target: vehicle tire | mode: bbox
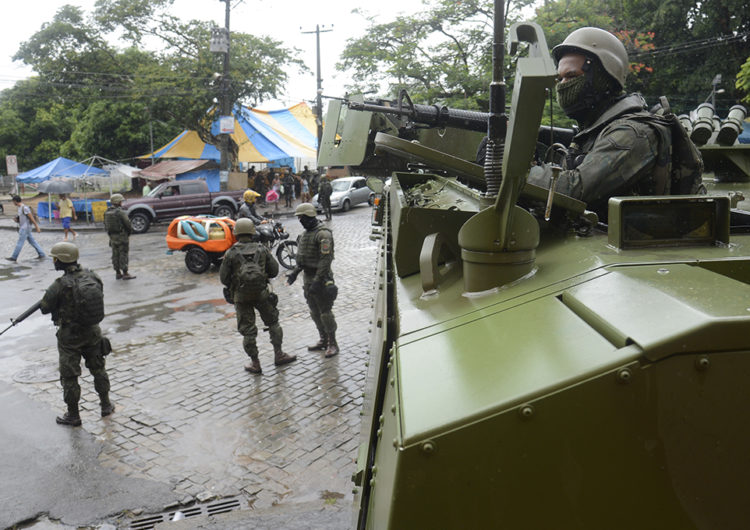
[213,203,234,218]
[341,199,351,212]
[129,211,151,234]
[368,194,375,206]
[276,241,298,270]
[185,247,211,274]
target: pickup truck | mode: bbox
[122,180,244,234]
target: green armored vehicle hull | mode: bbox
[321,18,750,530]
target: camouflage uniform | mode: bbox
[528,94,668,221]
[318,180,333,220]
[220,238,292,370]
[296,224,338,350]
[40,264,111,421]
[104,205,133,276]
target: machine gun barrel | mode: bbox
[0,300,42,336]
[347,100,577,145]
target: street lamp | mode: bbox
[705,74,725,108]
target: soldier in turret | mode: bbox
[41,242,113,426]
[286,203,339,357]
[103,193,135,280]
[527,27,703,221]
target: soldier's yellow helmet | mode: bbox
[110,193,125,205]
[243,189,261,203]
[552,27,629,89]
[50,242,79,263]
[233,218,256,236]
[295,203,317,218]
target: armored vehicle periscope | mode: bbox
[319,15,750,530]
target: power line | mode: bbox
[630,31,750,60]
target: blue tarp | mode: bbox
[16,157,108,183]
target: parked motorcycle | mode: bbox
[256,220,297,270]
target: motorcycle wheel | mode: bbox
[276,241,298,270]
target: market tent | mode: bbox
[16,156,108,183]
[140,102,317,168]
[135,159,220,191]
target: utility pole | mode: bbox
[301,24,333,165]
[211,0,232,186]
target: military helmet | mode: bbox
[295,203,317,218]
[243,189,261,203]
[552,27,629,89]
[233,218,256,236]
[110,193,125,205]
[50,241,79,263]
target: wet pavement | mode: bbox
[0,203,377,528]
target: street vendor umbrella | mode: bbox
[38,179,75,221]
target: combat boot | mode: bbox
[115,270,122,279]
[244,356,262,375]
[307,336,327,352]
[121,270,136,280]
[56,406,81,427]
[274,346,297,366]
[325,336,340,358]
[101,400,115,418]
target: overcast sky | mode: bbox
[1,0,421,108]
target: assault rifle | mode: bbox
[0,300,42,336]
[345,89,578,147]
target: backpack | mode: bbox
[235,249,267,303]
[61,271,105,326]
[628,97,706,195]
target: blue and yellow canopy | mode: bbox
[141,102,318,163]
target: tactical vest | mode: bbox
[104,207,124,234]
[296,226,333,269]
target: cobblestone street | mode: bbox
[0,204,377,527]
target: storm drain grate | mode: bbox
[129,497,243,529]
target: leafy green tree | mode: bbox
[3,0,306,169]
[338,0,536,110]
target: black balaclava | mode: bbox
[54,260,74,272]
[555,55,622,126]
[299,215,318,231]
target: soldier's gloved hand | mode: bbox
[286,269,299,285]
[324,280,338,301]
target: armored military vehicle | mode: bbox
[320,12,750,530]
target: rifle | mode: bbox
[346,90,578,146]
[0,300,42,336]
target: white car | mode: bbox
[312,176,375,213]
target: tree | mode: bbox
[338,0,536,110]
[3,1,306,169]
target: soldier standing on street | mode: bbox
[318,176,333,221]
[104,193,136,280]
[220,218,297,374]
[286,203,339,358]
[41,242,114,426]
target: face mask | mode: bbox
[555,75,588,115]
[299,216,317,230]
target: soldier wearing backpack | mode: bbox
[41,242,114,427]
[527,27,704,222]
[104,193,136,280]
[219,218,296,374]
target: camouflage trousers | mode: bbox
[235,290,283,359]
[57,324,110,412]
[109,235,130,272]
[303,276,337,339]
